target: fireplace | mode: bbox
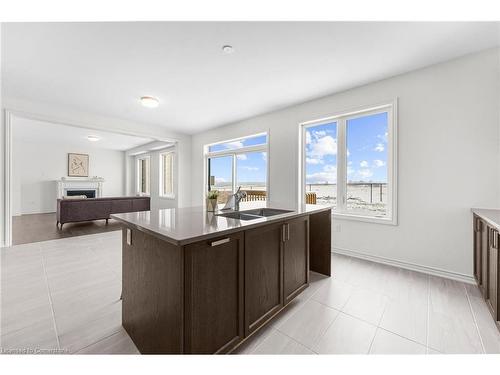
[66,189,96,198]
[56,177,104,199]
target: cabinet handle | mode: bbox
[210,238,230,247]
[282,225,286,242]
[286,223,290,241]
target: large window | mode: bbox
[302,103,396,223]
[160,151,174,198]
[206,134,268,203]
[136,156,150,196]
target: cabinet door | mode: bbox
[487,230,499,321]
[480,223,489,298]
[244,222,284,336]
[473,216,482,284]
[284,216,310,305]
[184,233,244,354]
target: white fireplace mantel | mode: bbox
[56,177,105,198]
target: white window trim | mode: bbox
[159,150,176,199]
[299,100,398,225]
[204,132,270,200]
[136,155,151,196]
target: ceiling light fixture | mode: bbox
[87,135,100,142]
[140,96,160,108]
[222,45,234,54]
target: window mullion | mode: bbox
[337,118,347,213]
[232,154,237,194]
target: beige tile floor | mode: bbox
[1,231,500,354]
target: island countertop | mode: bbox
[472,208,500,231]
[111,201,332,246]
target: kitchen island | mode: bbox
[111,202,332,354]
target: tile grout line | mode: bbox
[367,299,389,354]
[73,330,122,354]
[463,283,486,354]
[39,245,61,350]
[272,328,320,354]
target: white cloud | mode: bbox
[323,164,336,172]
[313,130,326,137]
[374,143,385,152]
[358,169,373,179]
[377,132,388,143]
[236,154,247,160]
[224,140,244,149]
[360,160,369,168]
[306,157,323,165]
[373,159,386,168]
[309,135,337,158]
[240,166,258,171]
[214,177,226,184]
[305,164,337,184]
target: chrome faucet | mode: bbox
[233,187,247,211]
[222,186,247,211]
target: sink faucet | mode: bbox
[233,187,247,211]
[222,186,247,211]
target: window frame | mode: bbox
[136,155,151,196]
[159,150,175,199]
[300,100,398,225]
[204,132,270,201]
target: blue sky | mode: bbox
[208,112,388,189]
[305,112,388,184]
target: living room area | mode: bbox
[9,113,178,245]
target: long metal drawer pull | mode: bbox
[210,238,230,247]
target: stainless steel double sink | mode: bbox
[216,208,293,221]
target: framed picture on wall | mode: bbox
[68,153,89,177]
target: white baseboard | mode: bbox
[332,246,476,285]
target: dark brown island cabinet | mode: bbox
[473,214,500,331]
[115,206,332,354]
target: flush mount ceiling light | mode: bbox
[87,135,100,142]
[140,96,160,108]
[222,45,234,54]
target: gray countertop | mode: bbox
[472,208,500,231]
[111,201,333,246]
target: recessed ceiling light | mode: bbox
[87,135,100,142]
[222,45,234,54]
[140,96,160,108]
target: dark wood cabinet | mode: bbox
[184,233,244,354]
[283,216,309,305]
[122,228,184,354]
[487,228,499,322]
[472,216,500,331]
[244,221,284,335]
[119,208,332,354]
[480,222,489,298]
[473,216,482,284]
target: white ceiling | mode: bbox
[12,116,153,151]
[3,22,499,135]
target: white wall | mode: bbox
[0,23,5,245]
[12,135,126,215]
[191,48,500,279]
[2,97,192,209]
